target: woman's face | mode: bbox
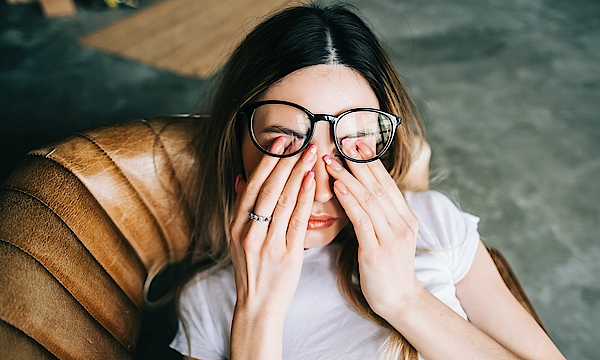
[241,64,380,248]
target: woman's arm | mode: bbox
[379,241,565,360]
[382,282,520,359]
[456,241,565,359]
[228,139,318,360]
[324,140,564,360]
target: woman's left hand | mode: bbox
[323,141,423,320]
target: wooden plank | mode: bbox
[39,0,76,17]
[80,0,289,78]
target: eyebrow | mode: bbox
[261,125,306,139]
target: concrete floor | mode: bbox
[1,0,599,359]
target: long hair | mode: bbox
[184,3,424,359]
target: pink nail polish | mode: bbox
[235,175,242,194]
[356,139,373,157]
[303,144,317,162]
[302,171,315,191]
[323,155,343,171]
[334,180,348,195]
[270,136,287,154]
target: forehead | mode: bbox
[261,64,380,115]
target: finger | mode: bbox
[251,144,316,227]
[267,145,318,239]
[348,139,415,220]
[285,170,315,251]
[332,179,378,253]
[323,155,393,245]
[340,140,403,223]
[235,136,298,226]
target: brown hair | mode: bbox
[183,3,424,359]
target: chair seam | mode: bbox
[1,185,143,311]
[76,129,172,268]
[18,153,147,284]
[0,237,134,355]
[140,118,188,262]
[0,317,59,360]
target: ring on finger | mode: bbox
[249,211,272,223]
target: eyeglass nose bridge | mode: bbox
[308,114,340,145]
[311,114,338,124]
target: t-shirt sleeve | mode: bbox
[407,190,481,284]
[169,275,228,360]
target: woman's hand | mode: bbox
[323,140,423,319]
[229,137,317,319]
[229,138,317,360]
[323,142,541,360]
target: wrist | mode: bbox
[231,302,285,360]
[234,294,290,321]
[376,282,428,321]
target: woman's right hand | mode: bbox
[229,137,317,321]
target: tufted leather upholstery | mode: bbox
[0,117,199,359]
[0,117,543,359]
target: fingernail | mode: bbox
[270,136,286,154]
[323,155,343,171]
[356,139,373,157]
[341,139,358,158]
[302,171,315,191]
[235,174,242,193]
[303,144,317,163]
[334,180,348,195]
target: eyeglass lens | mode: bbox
[251,103,393,161]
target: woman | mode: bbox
[170,3,564,359]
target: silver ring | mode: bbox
[249,212,271,223]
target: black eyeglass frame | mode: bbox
[237,100,403,163]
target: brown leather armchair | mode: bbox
[0,117,543,359]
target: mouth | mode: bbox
[307,215,337,230]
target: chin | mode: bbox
[303,219,347,249]
[303,235,335,249]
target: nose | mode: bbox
[310,123,336,204]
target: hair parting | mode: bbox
[181,3,425,359]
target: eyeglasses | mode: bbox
[237,100,402,163]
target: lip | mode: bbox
[307,215,336,230]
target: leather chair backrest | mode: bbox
[0,116,544,359]
[0,117,199,360]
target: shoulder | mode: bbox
[173,265,236,358]
[178,264,236,331]
[405,190,479,249]
[180,264,236,307]
[405,190,464,221]
[406,190,481,283]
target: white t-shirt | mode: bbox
[170,190,481,359]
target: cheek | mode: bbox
[241,130,263,178]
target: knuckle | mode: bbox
[277,191,295,208]
[408,216,419,232]
[357,215,373,232]
[363,192,379,209]
[382,177,399,192]
[398,220,418,238]
[244,179,261,196]
[229,223,238,238]
[257,183,279,203]
[288,216,305,232]
[372,184,386,198]
[240,235,259,253]
[229,217,244,238]
[399,227,412,238]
